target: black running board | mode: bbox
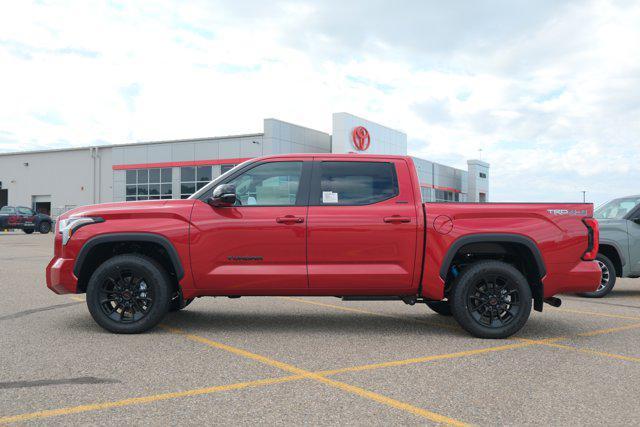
[340,296,403,301]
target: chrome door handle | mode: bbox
[276,216,304,224]
[383,216,411,223]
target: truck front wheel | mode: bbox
[86,254,171,334]
[450,260,532,339]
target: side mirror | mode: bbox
[633,217,640,225]
[207,184,236,207]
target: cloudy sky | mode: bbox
[1,0,638,204]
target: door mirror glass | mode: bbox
[633,217,640,225]
[208,184,237,207]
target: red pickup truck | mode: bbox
[46,154,601,338]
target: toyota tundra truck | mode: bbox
[46,154,601,338]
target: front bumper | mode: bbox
[46,256,78,294]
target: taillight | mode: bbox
[582,217,599,261]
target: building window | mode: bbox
[479,172,487,178]
[126,168,172,201]
[181,165,213,199]
[435,190,459,202]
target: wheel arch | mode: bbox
[598,241,625,277]
[74,233,184,293]
[440,233,547,311]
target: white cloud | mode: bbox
[0,0,638,205]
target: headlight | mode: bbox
[58,217,104,245]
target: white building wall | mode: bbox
[467,159,490,202]
[0,148,102,216]
[331,112,407,155]
[263,118,331,155]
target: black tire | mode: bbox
[425,300,452,316]
[579,254,616,298]
[169,296,193,312]
[450,260,532,339]
[23,229,34,234]
[38,221,51,234]
[86,254,171,334]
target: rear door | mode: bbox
[306,158,419,294]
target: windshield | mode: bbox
[595,197,640,219]
[0,206,14,214]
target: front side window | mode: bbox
[18,207,34,215]
[226,162,302,206]
[595,197,640,220]
[316,161,398,206]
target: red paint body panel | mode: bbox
[421,203,601,300]
[46,154,600,303]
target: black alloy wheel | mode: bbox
[86,254,170,333]
[39,221,51,233]
[98,268,154,323]
[450,261,532,339]
[466,274,521,328]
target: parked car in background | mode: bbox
[580,195,640,297]
[0,206,53,234]
[46,154,600,339]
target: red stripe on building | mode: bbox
[112,158,251,170]
[419,183,461,193]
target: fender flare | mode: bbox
[439,233,547,281]
[73,233,185,280]
[598,239,626,267]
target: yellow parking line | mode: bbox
[578,322,640,337]
[281,297,457,330]
[0,375,303,424]
[163,326,469,426]
[69,296,84,302]
[2,335,538,425]
[317,341,541,376]
[541,341,640,363]
[555,307,640,321]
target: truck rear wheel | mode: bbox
[450,260,532,339]
[86,254,171,334]
[23,229,34,234]
[578,254,616,298]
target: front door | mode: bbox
[306,159,419,294]
[189,159,311,294]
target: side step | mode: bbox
[341,296,402,301]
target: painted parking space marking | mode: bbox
[0,376,304,424]
[1,334,535,424]
[2,318,633,424]
[162,325,469,426]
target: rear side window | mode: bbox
[315,161,398,206]
[0,206,15,214]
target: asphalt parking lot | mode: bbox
[2,232,640,425]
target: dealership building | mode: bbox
[0,113,489,217]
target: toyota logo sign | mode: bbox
[352,126,371,151]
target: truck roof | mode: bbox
[255,153,412,161]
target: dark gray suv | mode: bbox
[581,195,640,297]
